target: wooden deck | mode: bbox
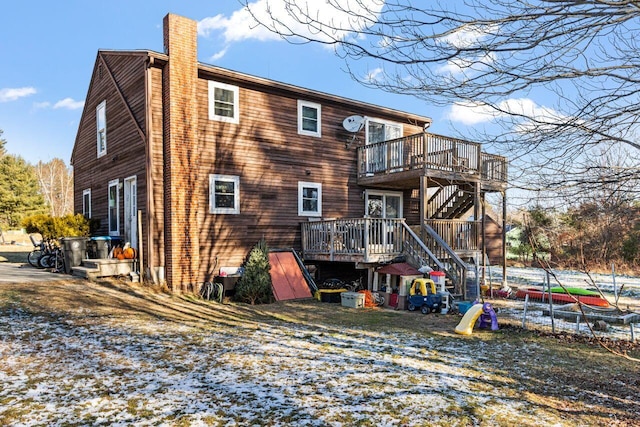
[301,218,479,263]
[356,132,507,191]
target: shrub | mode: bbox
[22,213,90,240]
[235,239,273,305]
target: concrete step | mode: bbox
[71,266,100,280]
[75,258,136,279]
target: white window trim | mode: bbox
[298,181,322,217]
[208,81,239,124]
[297,100,322,137]
[210,174,240,214]
[108,179,120,237]
[82,188,92,219]
[96,101,107,157]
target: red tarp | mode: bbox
[377,262,421,276]
[269,252,313,301]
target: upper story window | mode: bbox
[96,101,107,157]
[297,100,321,137]
[210,174,240,214]
[209,81,239,124]
[298,181,322,217]
[366,118,402,144]
[82,189,91,219]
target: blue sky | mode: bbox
[1,0,526,167]
[0,0,467,165]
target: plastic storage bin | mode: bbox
[341,292,365,308]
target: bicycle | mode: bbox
[27,235,45,268]
[27,236,55,269]
[345,277,365,292]
[38,241,66,273]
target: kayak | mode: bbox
[548,287,601,296]
[515,287,610,307]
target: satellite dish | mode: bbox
[342,115,364,133]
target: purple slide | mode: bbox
[479,302,499,331]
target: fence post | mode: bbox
[631,323,636,342]
[547,271,555,333]
[576,315,580,334]
[522,294,529,329]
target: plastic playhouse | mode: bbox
[407,278,442,314]
[454,302,499,335]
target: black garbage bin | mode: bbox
[62,237,88,274]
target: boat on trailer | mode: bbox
[515,287,610,307]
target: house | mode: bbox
[71,13,508,297]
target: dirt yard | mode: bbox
[1,273,639,426]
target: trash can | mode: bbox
[62,237,88,274]
[90,236,111,259]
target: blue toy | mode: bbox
[407,278,443,314]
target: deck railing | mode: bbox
[357,132,507,182]
[301,218,406,261]
[423,219,480,253]
[301,218,478,295]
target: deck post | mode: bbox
[420,175,428,241]
[363,219,370,262]
[422,132,428,171]
[502,190,508,288]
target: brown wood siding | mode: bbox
[195,74,424,277]
[72,53,147,250]
[148,65,165,272]
[482,216,504,265]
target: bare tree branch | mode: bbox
[241,0,640,198]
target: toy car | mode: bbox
[407,278,443,314]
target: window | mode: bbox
[366,119,402,144]
[108,179,120,236]
[96,101,107,157]
[208,81,239,123]
[82,189,91,219]
[365,190,403,219]
[297,100,321,137]
[298,181,322,217]
[210,175,240,214]
[365,118,403,173]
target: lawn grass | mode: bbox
[0,278,638,425]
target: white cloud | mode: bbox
[34,101,51,109]
[446,98,568,128]
[0,87,37,102]
[436,24,499,75]
[447,101,499,125]
[365,67,384,82]
[441,24,499,49]
[437,52,496,75]
[53,98,85,110]
[209,47,229,62]
[198,0,384,45]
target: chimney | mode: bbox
[162,14,200,293]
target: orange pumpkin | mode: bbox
[116,253,125,260]
[123,247,136,259]
[113,247,124,258]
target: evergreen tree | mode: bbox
[0,155,47,229]
[0,129,6,157]
[235,239,273,305]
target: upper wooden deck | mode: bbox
[356,132,507,191]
